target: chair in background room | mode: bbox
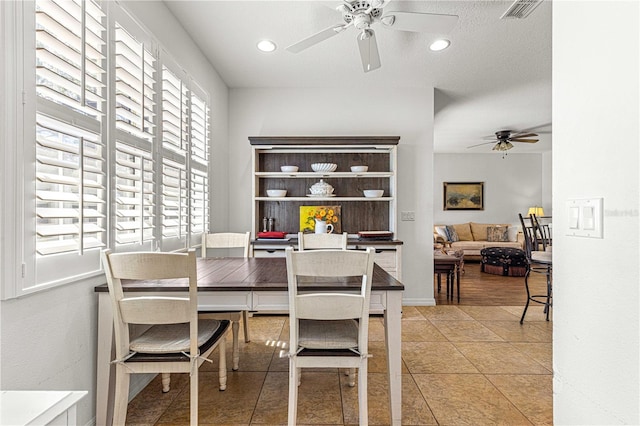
[530,213,552,251]
[518,214,553,324]
[297,231,348,250]
[101,249,230,425]
[200,231,251,371]
[285,247,375,426]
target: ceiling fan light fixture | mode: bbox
[359,29,373,40]
[380,15,395,26]
[429,39,450,51]
[493,141,513,152]
[257,39,277,53]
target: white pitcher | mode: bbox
[314,219,334,234]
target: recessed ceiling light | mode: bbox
[429,39,450,51]
[257,39,276,53]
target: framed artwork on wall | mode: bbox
[443,182,484,210]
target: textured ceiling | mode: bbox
[163,0,552,153]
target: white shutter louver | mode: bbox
[190,168,209,238]
[35,114,106,255]
[114,23,156,141]
[162,159,188,241]
[115,142,155,246]
[190,92,209,165]
[35,0,106,118]
[162,66,188,154]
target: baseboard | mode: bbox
[402,297,436,306]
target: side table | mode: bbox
[434,250,464,302]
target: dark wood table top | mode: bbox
[252,238,403,247]
[95,257,404,293]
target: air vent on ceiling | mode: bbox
[500,0,543,19]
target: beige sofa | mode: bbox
[434,222,524,260]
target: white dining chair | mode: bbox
[297,231,348,250]
[200,231,252,371]
[101,249,230,426]
[285,246,375,426]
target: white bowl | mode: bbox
[363,189,384,198]
[280,165,298,172]
[266,189,287,197]
[350,165,368,173]
[311,163,337,173]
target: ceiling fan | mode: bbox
[286,0,458,73]
[468,130,539,155]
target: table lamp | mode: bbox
[527,206,545,217]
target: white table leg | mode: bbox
[96,293,115,426]
[385,291,403,425]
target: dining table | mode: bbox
[95,256,404,426]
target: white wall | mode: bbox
[553,1,639,424]
[434,153,545,227]
[0,3,229,425]
[228,87,436,304]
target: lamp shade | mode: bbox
[527,206,545,217]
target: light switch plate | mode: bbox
[566,198,603,238]
[400,211,415,221]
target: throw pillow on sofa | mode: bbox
[487,226,509,242]
[434,226,449,241]
[445,225,459,242]
[507,226,519,242]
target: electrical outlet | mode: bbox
[401,211,415,221]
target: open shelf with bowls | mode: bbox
[250,136,402,278]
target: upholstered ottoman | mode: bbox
[480,247,527,277]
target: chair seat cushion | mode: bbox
[130,319,223,353]
[298,319,358,349]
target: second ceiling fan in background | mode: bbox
[468,130,540,157]
[286,0,458,72]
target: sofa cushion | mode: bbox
[445,225,459,242]
[487,226,509,242]
[452,223,473,241]
[470,222,509,241]
[507,226,519,242]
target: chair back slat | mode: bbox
[106,251,197,281]
[296,294,365,320]
[288,249,371,277]
[298,232,348,250]
[120,297,190,324]
[202,232,251,258]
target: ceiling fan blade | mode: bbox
[381,11,458,33]
[357,29,381,73]
[510,132,538,139]
[286,23,349,53]
[467,141,495,149]
[510,138,539,143]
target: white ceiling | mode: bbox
[163,0,552,153]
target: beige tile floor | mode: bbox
[125,304,552,425]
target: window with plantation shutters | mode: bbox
[35,0,105,119]
[5,0,213,297]
[35,114,106,256]
[114,23,156,142]
[115,142,155,247]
